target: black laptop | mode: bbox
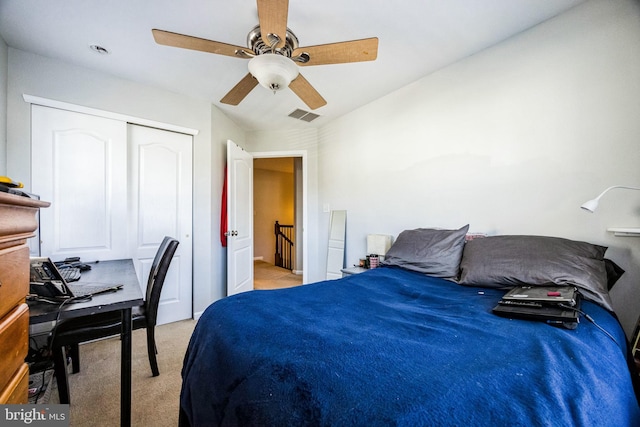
[492,285,581,329]
[30,257,122,299]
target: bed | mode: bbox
[179,227,640,426]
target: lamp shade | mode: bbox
[581,185,640,213]
[580,198,600,213]
[367,234,393,258]
[248,54,299,92]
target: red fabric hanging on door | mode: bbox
[220,164,228,247]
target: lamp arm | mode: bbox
[581,185,640,212]
[593,185,640,202]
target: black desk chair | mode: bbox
[50,236,180,404]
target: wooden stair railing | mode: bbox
[275,221,294,270]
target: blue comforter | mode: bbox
[180,267,640,426]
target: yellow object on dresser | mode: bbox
[0,192,49,403]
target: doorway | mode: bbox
[253,156,304,290]
[226,143,308,296]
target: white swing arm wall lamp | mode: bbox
[581,186,640,213]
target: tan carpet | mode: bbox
[254,260,302,290]
[49,319,197,427]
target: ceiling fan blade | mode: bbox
[152,29,253,58]
[289,74,327,110]
[293,37,378,66]
[257,0,288,49]
[220,73,259,105]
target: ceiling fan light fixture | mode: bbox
[248,54,299,92]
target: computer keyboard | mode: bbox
[68,283,123,297]
[59,267,81,282]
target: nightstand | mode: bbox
[340,267,368,277]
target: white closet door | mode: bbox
[31,105,128,261]
[128,125,193,325]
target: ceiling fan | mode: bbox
[152,0,378,110]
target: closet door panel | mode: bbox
[31,105,128,261]
[129,124,193,324]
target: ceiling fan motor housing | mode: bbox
[247,25,299,57]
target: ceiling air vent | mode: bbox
[288,109,320,123]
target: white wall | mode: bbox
[315,0,640,336]
[6,48,244,317]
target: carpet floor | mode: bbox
[254,260,302,290]
[48,319,197,427]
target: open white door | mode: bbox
[227,140,254,296]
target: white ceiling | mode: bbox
[0,0,585,132]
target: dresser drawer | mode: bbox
[0,304,29,394]
[0,244,29,320]
[0,192,47,245]
[0,363,29,404]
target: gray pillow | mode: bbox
[458,235,612,311]
[381,225,469,278]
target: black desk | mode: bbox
[29,259,143,427]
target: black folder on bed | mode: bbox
[492,285,581,328]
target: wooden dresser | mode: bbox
[0,191,49,404]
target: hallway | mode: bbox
[254,260,303,290]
